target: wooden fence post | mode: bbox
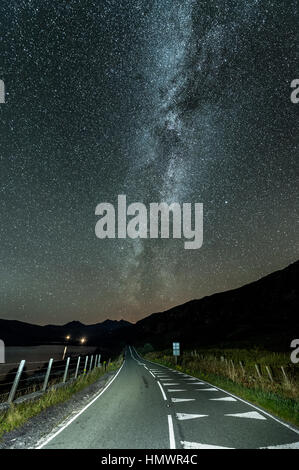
[255,364,262,379]
[239,361,245,376]
[265,365,273,382]
[281,366,289,383]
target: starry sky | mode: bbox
[0,0,298,325]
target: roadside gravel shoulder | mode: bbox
[0,370,116,449]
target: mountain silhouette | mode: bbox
[132,260,299,350]
[0,260,298,351]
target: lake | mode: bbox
[0,344,97,372]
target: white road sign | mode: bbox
[173,342,180,356]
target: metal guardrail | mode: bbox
[0,353,102,406]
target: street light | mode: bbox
[80,337,86,344]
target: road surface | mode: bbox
[37,346,299,449]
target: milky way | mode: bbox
[0,0,298,324]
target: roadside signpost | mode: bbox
[0,339,4,363]
[173,342,180,364]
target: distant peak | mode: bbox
[64,320,85,327]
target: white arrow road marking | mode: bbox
[210,397,237,401]
[176,413,208,421]
[171,398,195,403]
[260,442,299,449]
[167,389,187,392]
[196,387,218,391]
[225,411,266,420]
[181,441,234,449]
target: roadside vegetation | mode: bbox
[142,348,299,427]
[0,357,122,440]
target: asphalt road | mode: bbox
[37,346,299,449]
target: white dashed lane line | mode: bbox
[171,398,195,403]
[196,387,218,391]
[210,397,237,401]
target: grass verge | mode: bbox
[144,352,299,428]
[0,358,122,440]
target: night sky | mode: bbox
[0,0,298,325]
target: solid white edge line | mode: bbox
[132,347,299,436]
[168,415,176,449]
[157,381,167,401]
[36,360,126,449]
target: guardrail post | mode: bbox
[97,354,101,367]
[8,360,26,403]
[63,357,70,383]
[42,358,53,391]
[84,356,89,374]
[89,355,94,371]
[74,356,81,379]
